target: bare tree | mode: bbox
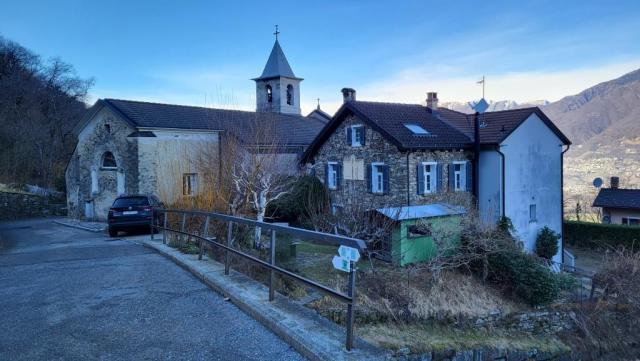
[0,36,93,190]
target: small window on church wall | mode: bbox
[105,124,111,134]
[286,84,293,105]
[266,85,273,103]
[102,152,117,169]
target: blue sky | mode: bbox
[2,0,639,114]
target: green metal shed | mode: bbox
[375,203,465,266]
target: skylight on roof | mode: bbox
[404,123,430,135]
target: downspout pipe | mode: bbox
[496,146,506,218]
[473,112,481,200]
[406,152,411,207]
[560,144,571,264]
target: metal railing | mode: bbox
[149,208,367,351]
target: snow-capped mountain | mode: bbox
[440,99,550,113]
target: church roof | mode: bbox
[253,40,302,81]
[94,98,324,147]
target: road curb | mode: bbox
[53,220,106,233]
[136,237,388,361]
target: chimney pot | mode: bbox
[341,88,356,103]
[426,92,439,109]
[610,176,620,189]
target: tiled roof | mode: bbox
[346,101,473,149]
[252,40,301,81]
[593,188,640,210]
[437,107,571,145]
[101,99,324,146]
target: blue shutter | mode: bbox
[436,163,444,192]
[346,127,352,146]
[325,163,329,186]
[383,166,390,194]
[366,164,372,193]
[416,164,424,195]
[448,163,455,191]
[360,127,366,146]
[466,162,473,192]
[337,164,342,190]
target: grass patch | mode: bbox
[359,324,570,354]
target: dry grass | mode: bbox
[359,324,569,354]
[309,267,525,325]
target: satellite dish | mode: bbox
[593,177,603,188]
[468,98,489,114]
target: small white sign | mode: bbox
[338,245,360,262]
[332,256,351,273]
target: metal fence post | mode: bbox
[150,208,155,240]
[199,216,209,260]
[180,213,187,246]
[269,229,276,302]
[346,260,356,351]
[225,221,232,275]
[162,211,168,244]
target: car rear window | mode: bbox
[112,197,149,207]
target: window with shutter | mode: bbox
[349,125,364,147]
[383,165,390,194]
[418,162,437,194]
[327,162,339,190]
[465,162,473,191]
[452,161,468,191]
[371,163,386,194]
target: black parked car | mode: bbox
[108,194,164,237]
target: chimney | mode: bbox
[341,88,356,103]
[426,92,438,109]
[610,176,620,189]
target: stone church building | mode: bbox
[66,38,328,220]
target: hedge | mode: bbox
[564,220,640,250]
[487,250,560,306]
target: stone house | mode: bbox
[301,90,571,263]
[65,38,328,220]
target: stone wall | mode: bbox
[312,114,473,210]
[66,107,139,220]
[0,191,66,220]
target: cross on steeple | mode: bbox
[274,25,280,40]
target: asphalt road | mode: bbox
[0,218,304,361]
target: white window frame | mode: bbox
[350,125,364,147]
[422,162,437,194]
[183,173,198,196]
[371,162,385,194]
[453,161,467,192]
[622,217,640,226]
[327,162,338,190]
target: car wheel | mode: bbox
[108,228,118,237]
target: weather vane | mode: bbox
[274,25,280,40]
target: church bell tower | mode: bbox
[253,26,302,115]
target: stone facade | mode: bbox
[312,115,473,210]
[66,107,139,220]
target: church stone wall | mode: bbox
[66,107,139,220]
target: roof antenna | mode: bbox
[476,75,485,99]
[274,25,280,40]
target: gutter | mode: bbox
[560,144,571,264]
[496,146,506,218]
